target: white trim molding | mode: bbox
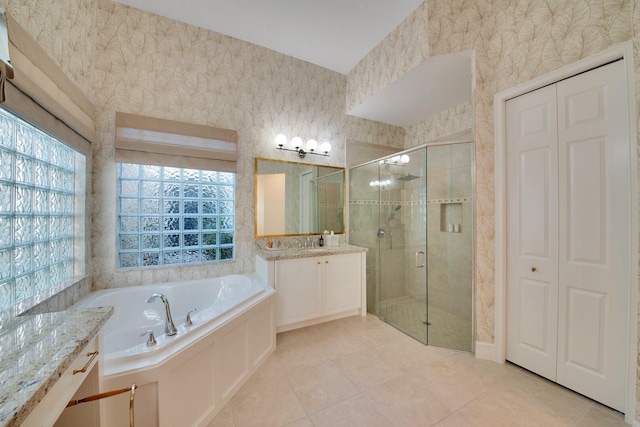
[474,341,496,361]
[493,41,638,424]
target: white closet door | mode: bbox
[556,60,629,411]
[506,84,559,381]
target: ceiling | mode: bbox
[111,0,424,75]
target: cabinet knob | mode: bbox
[531,267,537,272]
[317,261,321,264]
[325,261,329,264]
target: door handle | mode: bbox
[415,251,425,268]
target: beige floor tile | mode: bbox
[271,340,330,377]
[282,417,314,427]
[375,336,441,371]
[221,316,619,427]
[276,328,315,348]
[314,329,369,359]
[432,412,476,427]
[365,375,458,427]
[334,349,403,391]
[406,359,487,410]
[451,388,571,427]
[207,404,235,427]
[440,352,519,387]
[287,361,359,413]
[499,371,591,423]
[575,405,627,426]
[309,394,393,427]
[230,377,306,427]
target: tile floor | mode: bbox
[378,295,472,351]
[208,315,628,427]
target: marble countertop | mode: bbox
[0,306,113,427]
[255,244,367,260]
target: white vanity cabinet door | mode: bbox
[22,336,101,427]
[275,256,323,326]
[323,253,362,316]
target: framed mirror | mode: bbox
[255,158,345,237]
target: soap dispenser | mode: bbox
[319,234,324,247]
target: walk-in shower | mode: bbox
[349,142,474,351]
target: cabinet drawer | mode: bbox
[22,336,100,427]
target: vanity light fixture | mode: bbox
[275,134,331,158]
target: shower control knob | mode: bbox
[377,228,385,238]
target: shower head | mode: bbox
[396,174,420,181]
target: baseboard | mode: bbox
[474,341,495,361]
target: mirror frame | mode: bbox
[254,157,346,238]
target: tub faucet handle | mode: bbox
[186,308,197,326]
[140,330,157,346]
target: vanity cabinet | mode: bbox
[22,335,101,427]
[260,249,365,332]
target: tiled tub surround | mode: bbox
[0,306,113,426]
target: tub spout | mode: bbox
[147,293,178,336]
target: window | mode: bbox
[117,163,235,268]
[0,107,86,311]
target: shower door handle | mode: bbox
[415,251,425,268]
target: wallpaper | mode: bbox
[404,101,473,147]
[426,0,637,344]
[5,0,97,97]
[90,0,403,289]
[346,1,429,112]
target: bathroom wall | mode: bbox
[404,102,474,147]
[427,0,639,346]
[90,0,404,289]
[347,0,639,348]
[2,0,99,315]
[346,1,429,112]
[2,0,404,300]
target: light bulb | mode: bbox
[391,156,401,164]
[291,136,302,149]
[307,139,318,152]
[400,154,410,164]
[275,134,287,147]
[320,141,331,153]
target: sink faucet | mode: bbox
[147,293,178,336]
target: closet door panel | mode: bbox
[556,59,629,411]
[505,84,559,381]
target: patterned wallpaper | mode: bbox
[426,0,638,345]
[90,0,404,289]
[346,2,429,113]
[5,0,97,97]
[404,102,474,147]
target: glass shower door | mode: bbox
[349,142,473,352]
[375,149,428,344]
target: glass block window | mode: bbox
[0,108,84,311]
[117,164,235,268]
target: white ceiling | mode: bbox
[111,0,424,74]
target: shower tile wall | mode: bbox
[424,144,472,350]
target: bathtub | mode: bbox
[73,274,276,427]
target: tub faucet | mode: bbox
[147,293,178,336]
